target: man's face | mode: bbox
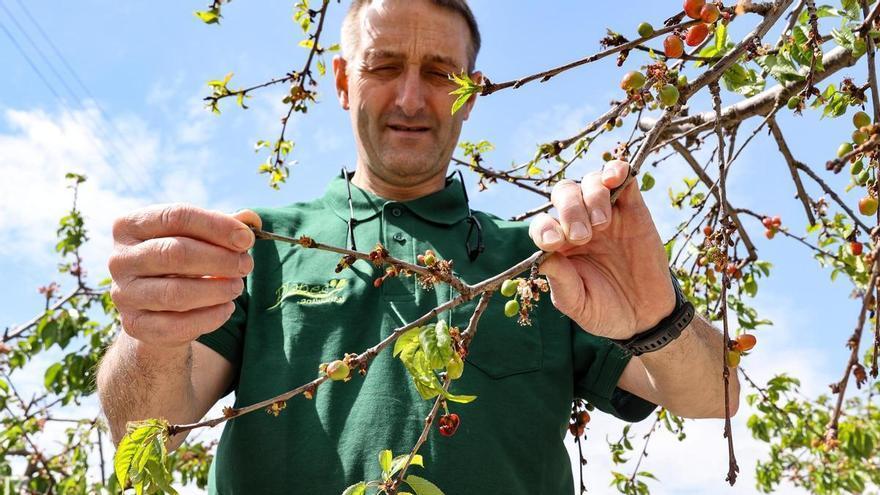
[333,0,479,190]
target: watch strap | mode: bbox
[610,268,695,356]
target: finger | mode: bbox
[604,160,647,209]
[113,203,257,253]
[528,213,565,252]
[536,253,583,316]
[110,236,253,279]
[232,209,262,231]
[550,179,592,245]
[120,302,237,347]
[580,170,612,232]
[111,276,244,313]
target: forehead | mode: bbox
[356,0,470,69]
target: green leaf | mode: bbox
[379,449,393,478]
[194,9,220,24]
[44,362,63,390]
[640,172,655,192]
[405,475,445,495]
[390,454,423,477]
[441,388,477,404]
[341,482,366,495]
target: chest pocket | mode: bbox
[448,284,543,379]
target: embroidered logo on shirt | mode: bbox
[267,278,348,308]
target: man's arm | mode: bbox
[616,311,740,419]
[97,334,234,449]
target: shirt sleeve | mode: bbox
[571,320,657,422]
[196,282,248,397]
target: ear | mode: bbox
[459,70,482,121]
[333,54,350,110]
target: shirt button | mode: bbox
[391,208,403,217]
[393,232,406,243]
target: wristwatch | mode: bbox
[610,268,695,356]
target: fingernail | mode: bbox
[231,228,252,250]
[590,209,608,226]
[238,253,253,275]
[542,230,562,244]
[569,222,589,240]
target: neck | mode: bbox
[350,164,448,201]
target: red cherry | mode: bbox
[851,241,864,256]
[703,226,712,236]
[684,0,706,19]
[664,35,685,58]
[686,24,710,47]
[700,4,720,23]
[765,229,775,239]
[771,216,781,227]
[736,334,757,352]
[438,413,460,437]
[762,217,773,228]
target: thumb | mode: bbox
[232,209,262,231]
[537,253,583,317]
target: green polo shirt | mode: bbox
[196,172,656,494]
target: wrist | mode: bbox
[119,330,192,364]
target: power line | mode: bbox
[0,1,151,195]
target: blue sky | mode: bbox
[0,1,872,493]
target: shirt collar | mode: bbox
[322,170,471,225]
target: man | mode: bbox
[97,0,740,493]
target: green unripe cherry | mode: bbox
[854,111,872,129]
[504,299,520,318]
[786,96,801,110]
[500,279,518,297]
[326,360,350,381]
[658,84,680,107]
[851,159,864,176]
[637,22,654,38]
[853,130,869,145]
[620,71,646,91]
[857,169,870,186]
[838,142,854,158]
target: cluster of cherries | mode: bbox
[725,333,757,368]
[762,215,782,240]
[665,0,726,57]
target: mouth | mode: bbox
[387,124,431,134]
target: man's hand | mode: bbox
[528,160,676,340]
[108,204,262,351]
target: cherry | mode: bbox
[735,334,757,352]
[326,360,351,381]
[771,216,781,228]
[621,71,646,91]
[726,350,741,368]
[837,142,854,159]
[859,196,879,216]
[700,4,720,23]
[697,256,709,266]
[684,0,707,19]
[664,35,685,58]
[765,229,775,239]
[852,160,865,175]
[500,279,518,297]
[686,23,710,46]
[854,110,872,129]
[762,217,773,228]
[602,151,614,162]
[438,413,460,437]
[853,130,869,145]
[424,253,436,266]
[787,96,801,110]
[504,299,520,318]
[851,241,864,256]
[637,22,654,38]
[659,84,680,107]
[578,411,591,425]
[703,226,713,236]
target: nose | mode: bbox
[395,65,426,117]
